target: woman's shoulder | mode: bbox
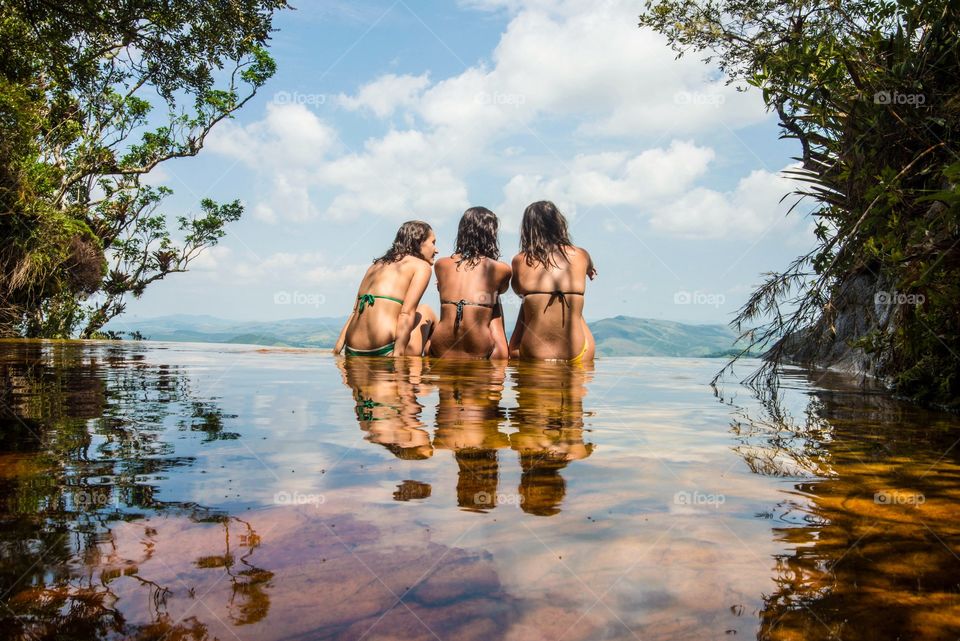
[492,256,512,276]
[398,254,433,274]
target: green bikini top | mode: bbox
[356,293,404,314]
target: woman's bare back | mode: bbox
[430,255,511,358]
[344,256,431,351]
[511,246,595,361]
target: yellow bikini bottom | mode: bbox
[568,338,589,365]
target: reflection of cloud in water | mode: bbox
[68,502,783,640]
[83,507,527,640]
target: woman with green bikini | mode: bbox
[430,207,512,359]
[334,220,438,357]
[509,201,597,363]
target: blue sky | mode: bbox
[115,0,813,328]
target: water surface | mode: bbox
[1,340,959,640]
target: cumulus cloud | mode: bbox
[495,142,803,240]
[319,129,469,220]
[209,106,469,223]
[648,167,803,239]
[187,245,233,272]
[496,139,715,229]
[327,0,769,169]
[410,0,768,144]
[208,102,338,169]
[338,73,431,118]
[229,251,368,286]
[209,0,773,227]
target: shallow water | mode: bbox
[1,340,959,641]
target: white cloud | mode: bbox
[209,0,772,228]
[494,142,803,240]
[210,108,468,223]
[413,0,769,145]
[208,102,337,170]
[496,139,714,229]
[328,0,769,174]
[496,174,580,232]
[565,141,714,205]
[338,73,431,118]
[261,173,321,222]
[319,129,470,221]
[304,263,369,284]
[229,251,368,287]
[188,245,232,272]
[648,167,802,239]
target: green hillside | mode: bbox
[107,314,741,357]
[589,316,737,357]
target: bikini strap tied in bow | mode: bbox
[356,294,376,313]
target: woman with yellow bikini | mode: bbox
[509,201,597,363]
[334,220,438,357]
[430,207,512,359]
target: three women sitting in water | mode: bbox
[333,200,597,363]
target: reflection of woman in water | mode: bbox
[430,359,510,511]
[334,221,438,357]
[510,361,594,516]
[338,357,434,460]
[509,201,597,363]
[430,207,512,359]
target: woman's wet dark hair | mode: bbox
[454,206,500,267]
[374,220,433,264]
[519,200,573,268]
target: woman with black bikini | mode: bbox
[509,201,597,363]
[429,207,512,359]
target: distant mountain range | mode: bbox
[106,314,746,358]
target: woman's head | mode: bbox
[519,201,573,268]
[374,220,437,265]
[454,206,500,267]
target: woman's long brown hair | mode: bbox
[374,220,433,264]
[454,207,500,267]
[519,201,573,268]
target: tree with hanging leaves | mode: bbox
[640,0,959,407]
[0,0,288,338]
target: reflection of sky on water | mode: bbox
[2,341,960,640]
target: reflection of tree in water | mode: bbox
[192,514,274,627]
[6,509,272,641]
[430,360,510,512]
[0,342,271,640]
[729,369,960,640]
[509,362,594,517]
[728,387,835,479]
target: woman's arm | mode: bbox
[333,312,354,355]
[497,260,512,295]
[507,256,525,358]
[584,248,597,280]
[510,254,524,295]
[334,293,363,354]
[488,300,509,359]
[393,262,432,356]
[508,304,525,359]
